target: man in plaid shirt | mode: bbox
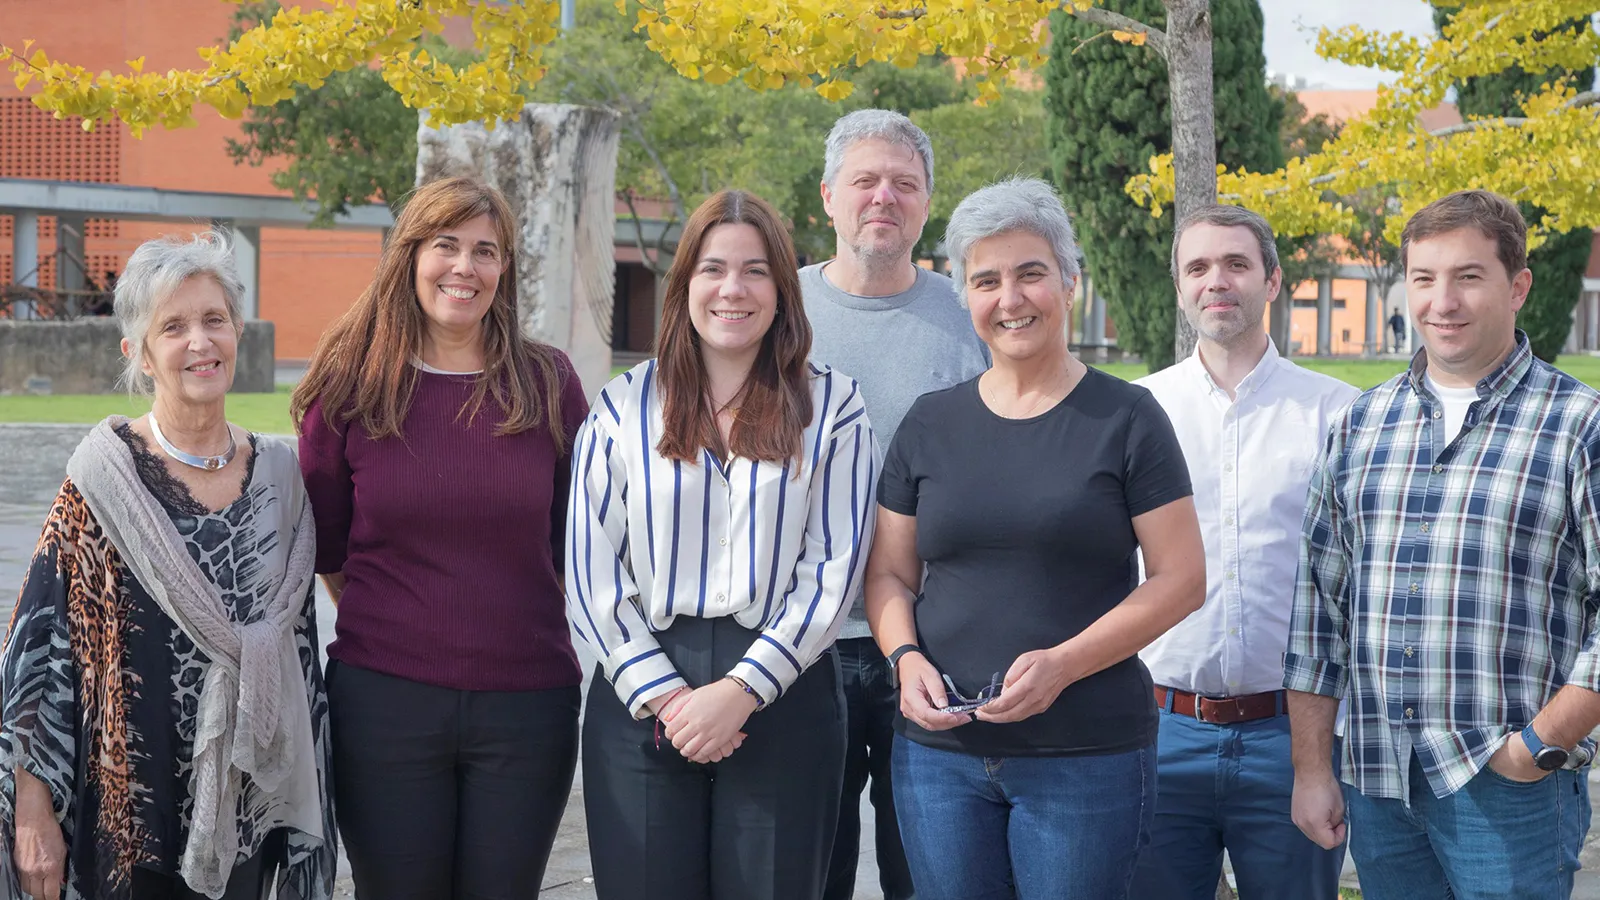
[1285,190,1600,900]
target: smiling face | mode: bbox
[131,274,239,405]
[963,229,1074,363]
[413,213,505,340]
[688,223,779,369]
[821,137,932,266]
[1406,226,1531,387]
[1175,222,1280,348]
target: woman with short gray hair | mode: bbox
[865,177,1205,898]
[0,232,334,900]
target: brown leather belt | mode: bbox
[1155,686,1286,725]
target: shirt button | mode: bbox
[1228,628,1238,636]
[1433,410,1443,419]
[1224,463,1234,473]
[1224,516,1235,526]
[1405,707,1415,718]
[1226,571,1236,581]
[1409,583,1420,593]
[716,592,726,601]
[719,537,728,546]
[1404,646,1415,657]
[1431,464,1443,474]
[1419,522,1430,533]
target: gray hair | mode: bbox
[822,109,935,193]
[1170,204,1280,283]
[114,230,246,397]
[944,177,1081,306]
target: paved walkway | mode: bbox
[1,422,1597,897]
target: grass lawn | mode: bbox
[0,385,298,435]
[7,355,1600,434]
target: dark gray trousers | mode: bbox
[582,615,847,900]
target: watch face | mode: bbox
[1535,746,1570,771]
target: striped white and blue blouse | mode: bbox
[565,360,878,717]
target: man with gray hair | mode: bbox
[1130,205,1354,899]
[804,108,988,900]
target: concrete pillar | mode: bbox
[1580,293,1593,352]
[1270,282,1292,354]
[1364,279,1381,357]
[56,214,86,295]
[1089,290,1108,347]
[13,210,39,287]
[210,220,260,319]
[1316,276,1333,356]
[418,104,622,397]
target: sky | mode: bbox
[1262,0,1440,90]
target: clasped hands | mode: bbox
[646,678,760,764]
[897,646,1076,732]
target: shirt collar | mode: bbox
[1405,329,1533,404]
[1185,336,1282,399]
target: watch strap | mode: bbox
[886,644,923,689]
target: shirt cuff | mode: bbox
[1566,650,1600,694]
[729,634,805,707]
[605,640,687,719]
[1282,652,1348,698]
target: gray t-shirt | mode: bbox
[800,261,990,638]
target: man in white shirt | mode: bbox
[1130,205,1356,899]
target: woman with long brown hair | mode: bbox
[566,189,878,900]
[293,176,589,899]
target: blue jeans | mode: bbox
[1130,708,1345,899]
[824,637,915,900]
[1344,754,1591,900]
[891,734,1155,900]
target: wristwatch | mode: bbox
[886,644,924,689]
[1522,724,1570,771]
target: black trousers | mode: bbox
[130,831,284,900]
[823,637,916,900]
[326,660,580,900]
[583,615,847,900]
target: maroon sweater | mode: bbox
[299,356,589,691]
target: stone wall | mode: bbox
[0,320,275,394]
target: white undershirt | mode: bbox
[1425,373,1479,441]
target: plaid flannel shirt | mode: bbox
[1284,333,1600,801]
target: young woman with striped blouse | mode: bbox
[566,189,877,900]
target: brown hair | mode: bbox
[290,176,568,448]
[655,190,813,464]
[1400,190,1528,278]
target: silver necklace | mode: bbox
[149,415,236,471]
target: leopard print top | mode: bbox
[0,426,334,900]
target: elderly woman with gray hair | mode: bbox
[0,232,333,900]
[864,177,1205,899]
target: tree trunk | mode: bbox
[1164,0,1217,363]
[416,104,622,397]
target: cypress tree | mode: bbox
[1044,0,1281,370]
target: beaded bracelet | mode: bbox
[726,675,765,710]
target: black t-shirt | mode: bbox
[878,368,1192,757]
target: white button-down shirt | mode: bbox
[1136,341,1358,697]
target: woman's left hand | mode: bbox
[975,647,1075,724]
[664,678,759,763]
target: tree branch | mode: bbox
[1069,6,1168,59]
[1427,90,1599,137]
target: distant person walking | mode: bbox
[1388,307,1406,353]
[295,177,589,899]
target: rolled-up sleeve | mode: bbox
[1283,425,1353,698]
[565,400,684,717]
[731,389,878,705]
[1564,424,1600,693]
